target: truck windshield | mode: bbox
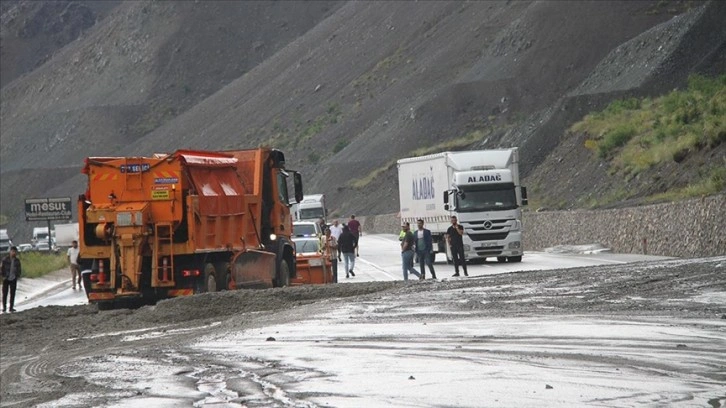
[456,184,517,212]
[299,208,324,220]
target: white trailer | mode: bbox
[294,194,327,223]
[54,222,79,249]
[397,148,527,262]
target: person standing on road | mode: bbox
[446,216,468,277]
[317,218,327,234]
[415,219,437,279]
[347,214,362,257]
[329,219,344,262]
[1,246,21,313]
[400,222,421,281]
[338,225,357,278]
[67,240,81,290]
[323,228,339,283]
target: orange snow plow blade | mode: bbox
[231,250,277,288]
[291,255,333,285]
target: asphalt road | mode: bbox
[16,233,671,310]
[3,235,722,408]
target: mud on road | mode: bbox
[1,257,725,407]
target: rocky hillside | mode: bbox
[1,0,724,240]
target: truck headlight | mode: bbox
[463,245,471,251]
[269,234,277,241]
[511,220,521,231]
[508,241,521,249]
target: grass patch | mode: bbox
[17,251,68,279]
[646,166,726,202]
[575,74,725,188]
[333,139,349,153]
[298,102,343,142]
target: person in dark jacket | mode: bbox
[446,216,468,277]
[415,219,437,279]
[337,225,357,278]
[1,246,21,313]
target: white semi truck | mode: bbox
[292,194,327,223]
[397,148,528,263]
[32,227,51,247]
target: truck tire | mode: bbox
[508,256,522,263]
[204,263,218,293]
[215,261,231,291]
[276,259,290,287]
[497,257,507,263]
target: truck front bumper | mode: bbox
[463,230,523,260]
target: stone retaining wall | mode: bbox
[359,194,725,258]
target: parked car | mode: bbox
[17,243,33,252]
[292,236,322,256]
[292,221,322,237]
[35,242,57,253]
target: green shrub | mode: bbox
[308,152,320,164]
[598,124,636,158]
[575,74,725,177]
[333,139,349,153]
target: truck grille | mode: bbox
[467,231,509,241]
[474,246,504,256]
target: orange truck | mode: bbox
[78,148,303,309]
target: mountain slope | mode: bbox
[1,0,723,240]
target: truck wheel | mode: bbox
[508,256,522,263]
[215,262,231,291]
[97,301,115,311]
[276,259,290,287]
[497,257,507,263]
[204,263,217,292]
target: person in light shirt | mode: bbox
[329,220,344,261]
[323,228,339,283]
[67,240,81,289]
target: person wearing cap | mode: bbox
[1,246,21,313]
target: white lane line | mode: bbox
[355,257,398,281]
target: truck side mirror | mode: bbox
[293,172,303,203]
[521,187,528,206]
[442,191,449,205]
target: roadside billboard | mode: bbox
[25,197,73,221]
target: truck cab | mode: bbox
[444,160,527,262]
[294,194,327,223]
